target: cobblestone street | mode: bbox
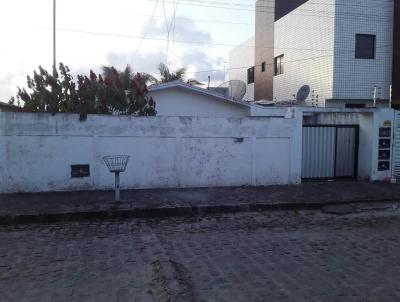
[1,209,400,301]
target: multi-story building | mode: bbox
[226,37,255,101]
[229,0,400,107]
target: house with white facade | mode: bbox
[148,81,253,117]
[228,0,400,108]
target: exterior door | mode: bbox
[302,125,359,180]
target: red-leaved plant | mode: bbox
[10,63,156,121]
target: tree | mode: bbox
[14,64,72,115]
[103,63,203,86]
[157,63,186,83]
[102,65,158,87]
[155,63,204,86]
[10,63,156,121]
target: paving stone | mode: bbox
[1,209,400,301]
[0,221,155,302]
[151,209,400,302]
[1,182,400,223]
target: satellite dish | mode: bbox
[296,85,310,102]
[214,80,247,100]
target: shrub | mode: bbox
[9,63,156,121]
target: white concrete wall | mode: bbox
[273,0,336,106]
[325,99,393,108]
[313,112,360,125]
[332,0,394,101]
[0,112,302,193]
[358,113,374,179]
[227,37,255,101]
[148,87,250,117]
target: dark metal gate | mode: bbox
[302,125,359,180]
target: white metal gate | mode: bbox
[302,125,359,180]
[392,112,400,180]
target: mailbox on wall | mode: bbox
[377,121,392,172]
[379,150,391,160]
[378,161,390,171]
[379,139,391,149]
[379,127,391,138]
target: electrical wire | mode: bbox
[36,26,343,52]
[133,0,160,60]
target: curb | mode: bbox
[0,197,398,225]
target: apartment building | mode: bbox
[229,0,399,107]
[226,37,255,101]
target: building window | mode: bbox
[355,34,376,59]
[261,62,266,72]
[274,55,284,76]
[247,66,255,84]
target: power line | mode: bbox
[31,1,395,82]
[146,0,394,21]
[36,26,339,51]
[184,43,394,75]
[133,0,159,60]
[158,0,393,11]
[162,0,171,63]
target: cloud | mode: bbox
[104,48,225,86]
[104,16,224,85]
[105,51,166,75]
[180,49,225,83]
[0,71,28,102]
[0,47,226,102]
[143,16,212,43]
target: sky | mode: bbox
[0,0,256,102]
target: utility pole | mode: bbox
[53,0,57,77]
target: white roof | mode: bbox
[148,81,252,108]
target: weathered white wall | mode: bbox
[227,37,255,101]
[148,87,250,117]
[0,112,302,193]
[311,112,360,125]
[273,0,336,106]
[325,99,392,108]
[358,113,374,179]
[333,0,394,101]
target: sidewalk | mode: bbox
[0,181,400,224]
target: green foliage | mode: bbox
[155,63,203,85]
[101,65,158,87]
[157,63,186,83]
[10,63,156,121]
